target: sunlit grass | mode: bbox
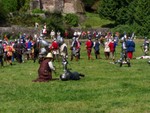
[81,12,114,28]
[0,39,150,113]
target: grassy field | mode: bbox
[0,39,150,113]
[81,12,114,28]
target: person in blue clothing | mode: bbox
[93,38,101,59]
[126,37,135,59]
[26,39,33,60]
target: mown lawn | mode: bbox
[0,39,150,113]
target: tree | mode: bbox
[17,0,26,11]
[1,0,18,13]
[64,14,79,27]
[0,0,8,25]
[98,0,150,37]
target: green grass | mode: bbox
[81,12,114,28]
[0,39,150,113]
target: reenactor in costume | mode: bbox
[60,40,68,59]
[32,39,40,63]
[141,37,149,55]
[70,37,79,61]
[49,38,59,61]
[13,39,26,63]
[119,34,131,67]
[33,52,55,82]
[5,42,15,65]
[85,37,93,60]
[60,56,85,81]
[0,39,4,66]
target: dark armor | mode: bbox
[60,57,84,81]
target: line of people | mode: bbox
[0,30,149,68]
[69,32,137,63]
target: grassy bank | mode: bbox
[81,12,114,28]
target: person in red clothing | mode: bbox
[49,38,59,61]
[108,39,116,61]
[85,37,93,60]
[64,30,68,38]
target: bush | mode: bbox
[111,25,134,36]
[32,9,45,14]
[9,12,43,27]
[111,24,150,38]
[43,13,65,34]
[64,14,79,27]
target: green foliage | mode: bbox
[1,0,18,13]
[18,0,30,12]
[82,0,97,6]
[64,13,79,27]
[32,9,45,14]
[0,0,30,25]
[16,0,26,11]
[111,25,134,35]
[9,12,43,27]
[0,0,7,23]
[44,13,65,33]
[98,0,150,37]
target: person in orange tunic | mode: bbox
[5,43,15,65]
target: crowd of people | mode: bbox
[0,27,149,82]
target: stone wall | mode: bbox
[0,26,110,38]
[0,26,39,37]
[30,0,41,11]
[41,0,55,12]
[55,0,64,12]
[30,0,84,14]
[63,3,75,13]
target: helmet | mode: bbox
[60,71,71,81]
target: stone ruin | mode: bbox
[30,0,85,14]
